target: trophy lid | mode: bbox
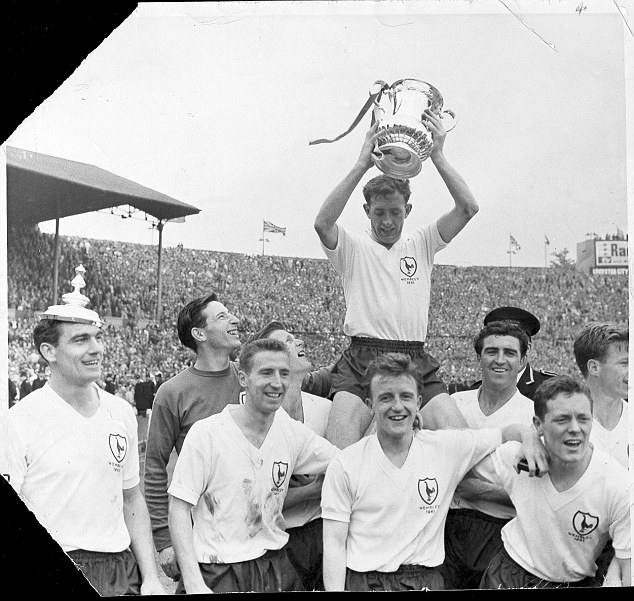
[39,264,104,327]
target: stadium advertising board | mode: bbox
[592,240,628,275]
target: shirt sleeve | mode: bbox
[1,412,27,494]
[290,417,338,476]
[489,441,525,488]
[321,225,354,277]
[167,421,210,507]
[415,220,449,256]
[610,497,631,559]
[320,454,353,524]
[470,441,521,486]
[464,427,504,470]
[143,388,180,551]
[430,219,450,250]
[608,469,632,560]
[121,401,140,490]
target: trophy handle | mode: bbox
[370,80,388,96]
[371,140,385,160]
[441,108,457,132]
[370,80,389,124]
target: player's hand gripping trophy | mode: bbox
[370,78,457,179]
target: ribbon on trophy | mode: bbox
[310,78,456,179]
[308,80,389,146]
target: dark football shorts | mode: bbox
[330,337,447,406]
[345,563,445,591]
[594,539,614,584]
[480,546,600,589]
[67,548,141,596]
[175,547,303,594]
[285,517,324,591]
[441,507,509,590]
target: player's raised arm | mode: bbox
[314,121,380,250]
[423,109,479,244]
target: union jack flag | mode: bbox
[263,220,286,235]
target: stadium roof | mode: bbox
[6,146,201,225]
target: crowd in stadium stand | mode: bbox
[7,224,629,406]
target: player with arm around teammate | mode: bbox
[320,352,547,591]
[474,375,630,588]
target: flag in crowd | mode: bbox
[263,220,286,235]
[509,234,521,251]
[544,235,550,245]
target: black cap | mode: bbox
[484,306,540,337]
[246,320,287,344]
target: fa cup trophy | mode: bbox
[309,78,457,180]
[371,79,457,179]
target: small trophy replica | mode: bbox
[39,264,104,327]
[371,79,457,179]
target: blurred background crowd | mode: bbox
[7,224,628,408]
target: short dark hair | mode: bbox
[176,293,218,352]
[362,174,411,204]
[33,320,65,361]
[363,352,423,404]
[238,338,289,374]
[533,374,593,420]
[573,322,629,378]
[246,320,287,344]
[474,321,529,358]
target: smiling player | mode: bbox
[314,114,479,450]
[6,267,164,596]
[247,320,333,591]
[573,323,629,582]
[475,375,630,588]
[167,338,338,594]
[321,353,543,591]
[440,320,538,589]
[144,293,244,579]
[573,323,628,469]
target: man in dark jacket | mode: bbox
[31,369,48,392]
[153,372,165,393]
[134,372,155,417]
[19,371,32,400]
[104,372,117,395]
[8,378,18,408]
